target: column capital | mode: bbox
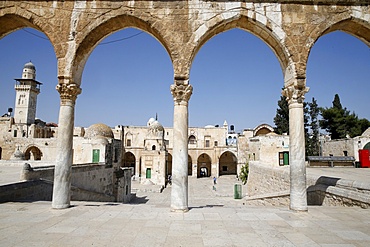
[56,83,81,105]
[170,78,192,105]
[282,85,309,105]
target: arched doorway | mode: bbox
[363,142,370,150]
[219,151,237,176]
[24,146,42,160]
[188,155,192,176]
[167,153,172,176]
[123,152,136,175]
[197,153,211,178]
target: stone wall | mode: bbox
[0,179,116,203]
[247,161,290,197]
[20,163,117,200]
[246,162,370,208]
[0,180,53,202]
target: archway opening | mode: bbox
[79,27,173,128]
[190,28,283,133]
[307,30,370,138]
[219,151,237,176]
[363,142,370,150]
[197,153,211,178]
[123,152,136,175]
[306,30,370,160]
[0,27,58,125]
[167,153,173,176]
[188,155,193,176]
[24,146,42,160]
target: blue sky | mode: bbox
[0,27,369,132]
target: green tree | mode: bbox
[306,98,320,156]
[274,96,289,134]
[320,94,370,139]
[239,162,249,185]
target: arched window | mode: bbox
[188,135,196,144]
[152,145,156,150]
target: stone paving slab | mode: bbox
[0,200,369,247]
[1,176,370,247]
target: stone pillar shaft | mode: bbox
[170,79,192,212]
[52,82,81,209]
[289,101,307,211]
[283,84,309,211]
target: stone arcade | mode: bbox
[1,63,292,204]
[0,0,369,211]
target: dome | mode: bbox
[24,61,36,71]
[11,148,24,160]
[85,123,114,139]
[147,117,156,127]
[149,120,164,132]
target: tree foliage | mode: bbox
[320,94,370,139]
[305,98,320,156]
[273,96,289,134]
[239,162,249,185]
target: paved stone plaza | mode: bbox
[0,175,369,247]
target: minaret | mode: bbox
[13,62,42,124]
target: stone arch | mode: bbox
[305,17,370,78]
[123,151,136,175]
[197,153,212,178]
[125,132,133,147]
[189,14,290,79]
[71,15,173,85]
[24,146,42,161]
[254,124,274,136]
[188,135,197,145]
[188,155,193,176]
[363,142,370,150]
[219,151,237,176]
[0,13,60,58]
[167,153,173,176]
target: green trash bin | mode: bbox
[234,184,242,199]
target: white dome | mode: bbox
[149,120,164,132]
[147,117,156,126]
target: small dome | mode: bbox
[85,123,114,139]
[24,61,36,71]
[149,120,164,132]
[147,117,156,127]
[12,148,24,160]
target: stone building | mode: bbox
[322,128,370,161]
[0,63,290,188]
[0,62,56,161]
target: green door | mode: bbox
[92,149,100,163]
[283,152,289,165]
[146,168,151,179]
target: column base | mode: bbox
[289,206,308,212]
[52,203,70,209]
[170,207,189,213]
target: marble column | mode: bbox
[283,84,309,211]
[52,81,81,209]
[170,78,192,212]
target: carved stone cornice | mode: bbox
[282,85,309,105]
[56,83,81,104]
[170,79,193,105]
